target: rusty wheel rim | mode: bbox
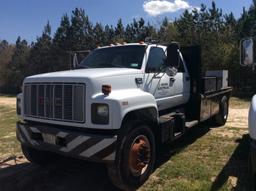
[128,135,151,177]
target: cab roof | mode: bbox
[97,43,146,50]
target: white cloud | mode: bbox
[143,0,199,16]
[188,6,201,13]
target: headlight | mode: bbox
[16,97,21,115]
[97,105,109,117]
[91,103,109,124]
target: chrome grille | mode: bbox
[23,83,85,123]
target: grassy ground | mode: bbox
[0,96,21,159]
[140,128,251,191]
[140,97,252,191]
[229,97,251,109]
[0,96,253,190]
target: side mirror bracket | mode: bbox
[72,53,79,69]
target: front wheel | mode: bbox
[108,124,156,190]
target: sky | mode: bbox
[0,0,253,44]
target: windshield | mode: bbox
[79,45,145,69]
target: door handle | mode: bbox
[170,78,175,82]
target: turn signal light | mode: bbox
[102,85,111,95]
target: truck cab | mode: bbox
[16,42,232,190]
[76,43,190,111]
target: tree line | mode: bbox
[0,1,255,95]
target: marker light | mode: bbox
[102,85,111,95]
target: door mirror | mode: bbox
[240,38,254,67]
[166,42,180,68]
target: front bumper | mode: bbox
[16,121,117,163]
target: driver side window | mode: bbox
[146,47,166,73]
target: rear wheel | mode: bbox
[213,96,229,126]
[21,144,56,166]
[108,123,156,190]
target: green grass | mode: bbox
[0,94,15,97]
[0,104,21,159]
[140,129,252,191]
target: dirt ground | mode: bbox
[227,108,248,128]
[0,97,16,108]
[210,108,249,138]
[0,99,251,191]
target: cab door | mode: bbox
[171,53,191,106]
[143,46,180,111]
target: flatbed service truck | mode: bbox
[16,42,232,190]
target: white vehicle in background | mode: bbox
[240,38,256,187]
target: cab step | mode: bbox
[185,120,199,129]
[173,132,183,140]
[159,112,185,143]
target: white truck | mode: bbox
[16,42,232,190]
[240,38,256,187]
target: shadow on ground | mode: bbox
[0,158,120,191]
[154,125,254,191]
[0,126,253,191]
[0,125,211,191]
[210,134,254,191]
[155,124,211,168]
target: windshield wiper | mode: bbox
[77,64,91,69]
[108,63,125,68]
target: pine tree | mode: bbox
[6,37,30,92]
[115,19,125,42]
[53,14,70,50]
[93,22,106,47]
[52,14,71,71]
[69,8,93,50]
[105,25,115,44]
[158,17,178,43]
[0,40,15,92]
[125,23,135,42]
[175,10,197,45]
[29,22,53,74]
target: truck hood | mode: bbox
[25,68,142,81]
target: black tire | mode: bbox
[107,123,156,190]
[21,144,56,166]
[213,96,229,126]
